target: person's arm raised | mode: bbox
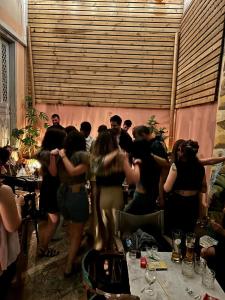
[200,156,225,166]
[49,148,59,176]
[151,153,170,168]
[123,155,140,184]
[102,150,119,167]
[59,149,88,176]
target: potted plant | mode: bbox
[12,96,49,158]
[147,115,168,142]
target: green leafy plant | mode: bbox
[147,115,168,141]
[12,97,49,158]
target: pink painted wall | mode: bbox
[0,0,26,44]
[36,104,170,139]
[174,102,218,159]
[36,102,218,161]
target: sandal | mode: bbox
[37,247,59,258]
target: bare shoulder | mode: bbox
[0,184,13,199]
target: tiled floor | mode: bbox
[7,221,89,300]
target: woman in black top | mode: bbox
[37,128,66,257]
[124,139,162,214]
[164,140,207,233]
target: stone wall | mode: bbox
[209,39,225,214]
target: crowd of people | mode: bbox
[1,113,225,296]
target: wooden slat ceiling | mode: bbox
[28,0,183,108]
[176,0,225,108]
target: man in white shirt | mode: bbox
[80,121,94,152]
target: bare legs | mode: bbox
[101,208,117,250]
[40,212,60,251]
[65,222,84,274]
[94,186,123,251]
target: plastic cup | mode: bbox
[202,267,215,289]
[151,245,158,257]
[129,250,136,260]
[182,258,194,278]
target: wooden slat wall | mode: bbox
[176,0,225,108]
[28,0,183,109]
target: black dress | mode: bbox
[38,150,60,214]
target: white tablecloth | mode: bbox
[127,252,225,300]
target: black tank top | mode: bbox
[173,160,205,191]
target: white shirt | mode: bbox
[85,135,94,152]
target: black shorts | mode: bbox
[39,175,60,214]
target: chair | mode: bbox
[115,210,164,237]
[115,210,172,251]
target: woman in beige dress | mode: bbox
[92,129,140,250]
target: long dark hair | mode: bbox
[92,129,118,157]
[171,139,185,163]
[64,130,86,158]
[0,147,10,165]
[41,128,66,151]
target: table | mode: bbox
[2,175,41,193]
[127,252,225,300]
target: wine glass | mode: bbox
[144,267,157,296]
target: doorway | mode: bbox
[0,37,16,146]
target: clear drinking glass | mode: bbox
[202,267,215,289]
[194,256,206,274]
[182,258,194,277]
[171,230,182,263]
[144,267,157,296]
[185,232,196,261]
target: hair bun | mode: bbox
[183,140,199,156]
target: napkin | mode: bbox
[199,235,218,248]
[202,293,219,300]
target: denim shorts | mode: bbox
[57,184,89,223]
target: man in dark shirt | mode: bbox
[134,125,169,208]
[48,114,65,130]
[110,115,133,154]
[123,119,132,133]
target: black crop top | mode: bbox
[96,172,125,187]
[173,161,205,191]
